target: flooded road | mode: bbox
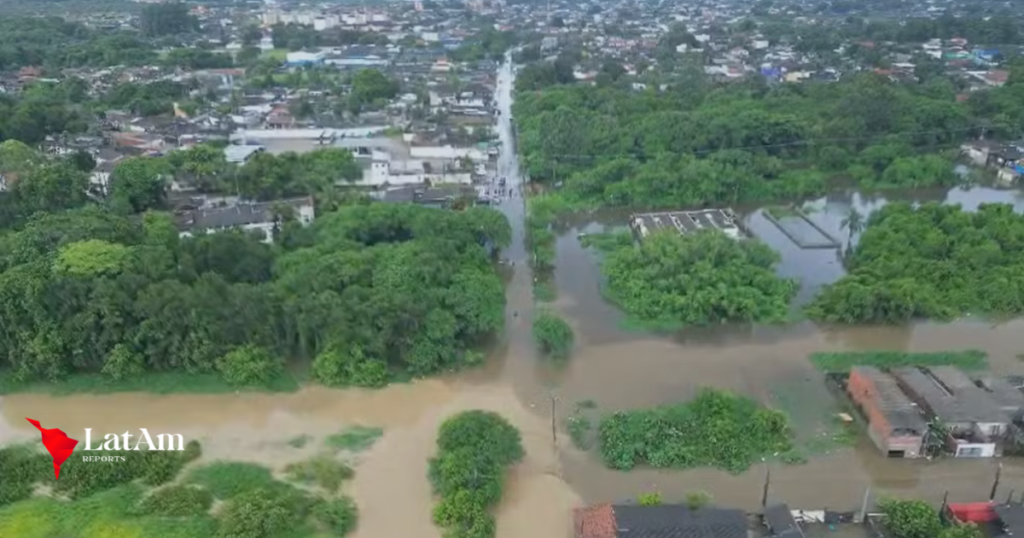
[4,59,1024,533]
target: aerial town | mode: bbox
[1,0,1024,537]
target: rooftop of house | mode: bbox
[850,366,928,433]
[975,376,1024,415]
[574,503,749,538]
[176,196,313,231]
[892,366,1008,425]
[994,504,1024,538]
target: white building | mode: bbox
[286,51,326,66]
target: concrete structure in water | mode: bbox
[629,209,744,240]
[847,366,927,459]
[846,365,1022,459]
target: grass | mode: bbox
[287,434,312,449]
[809,350,988,373]
[185,462,277,499]
[765,205,802,219]
[261,48,289,60]
[283,455,354,493]
[0,485,219,538]
[0,370,301,396]
[324,426,384,453]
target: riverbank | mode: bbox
[0,370,304,396]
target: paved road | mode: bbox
[493,52,540,381]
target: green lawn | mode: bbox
[808,350,988,373]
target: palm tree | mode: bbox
[840,207,865,258]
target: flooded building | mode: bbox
[629,209,743,240]
[892,366,1009,458]
[847,366,927,459]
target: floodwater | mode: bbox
[5,58,1024,537]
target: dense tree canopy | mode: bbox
[808,202,1024,323]
[511,67,1010,207]
[0,201,510,387]
[602,230,798,326]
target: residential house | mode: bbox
[266,106,298,129]
[176,196,315,243]
[847,366,928,458]
[892,366,1009,457]
[574,503,748,538]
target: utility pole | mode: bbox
[858,487,871,523]
[761,459,770,508]
[550,393,558,445]
[991,463,1003,501]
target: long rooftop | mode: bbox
[629,209,743,240]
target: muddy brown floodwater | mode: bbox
[6,76,1024,537]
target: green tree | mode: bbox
[13,161,89,215]
[109,157,170,213]
[429,411,523,538]
[54,239,130,277]
[101,343,146,381]
[532,310,574,360]
[216,345,283,387]
[878,498,942,538]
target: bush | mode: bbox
[879,498,942,538]
[532,310,574,360]
[101,344,146,381]
[0,446,50,507]
[324,426,384,453]
[53,441,201,499]
[312,497,358,536]
[598,388,792,473]
[216,345,283,387]
[638,492,662,506]
[283,456,353,493]
[186,462,277,499]
[215,486,313,538]
[313,346,389,388]
[429,411,524,538]
[134,485,213,516]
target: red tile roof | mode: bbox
[574,503,616,538]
